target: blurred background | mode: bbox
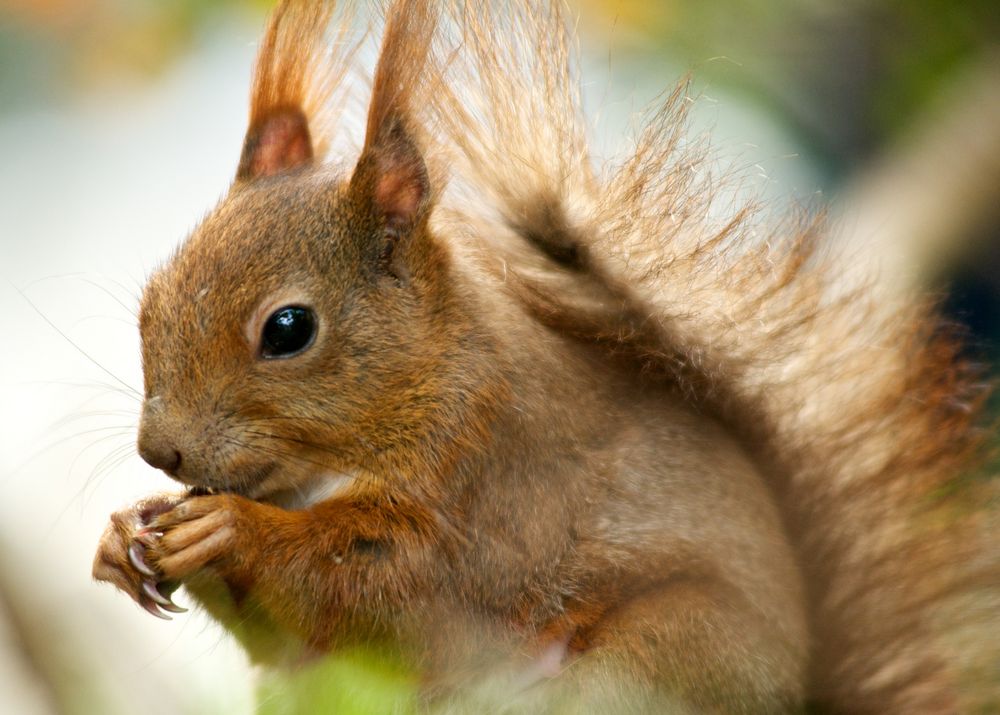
[0,0,997,713]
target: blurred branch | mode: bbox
[0,583,58,715]
[839,51,1000,292]
[0,535,199,715]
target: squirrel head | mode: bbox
[135,1,469,500]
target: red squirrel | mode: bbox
[92,0,998,711]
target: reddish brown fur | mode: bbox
[93,1,998,712]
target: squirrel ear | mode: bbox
[349,1,435,229]
[236,109,313,181]
[350,118,430,230]
[234,0,345,182]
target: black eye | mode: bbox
[260,306,317,358]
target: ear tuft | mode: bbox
[235,0,358,183]
[237,109,313,181]
[351,1,437,229]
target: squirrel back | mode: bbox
[111,1,998,712]
[424,2,998,710]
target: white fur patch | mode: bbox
[269,471,358,510]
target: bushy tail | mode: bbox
[426,1,997,711]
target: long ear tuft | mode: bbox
[350,1,438,228]
[237,0,358,182]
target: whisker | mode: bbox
[243,429,352,459]
[48,441,137,536]
[245,414,344,429]
[10,426,135,477]
[243,416,381,459]
[77,276,140,319]
[44,393,137,437]
[21,273,141,319]
[69,314,140,331]
[19,379,143,402]
[68,431,137,481]
[250,434,387,489]
[221,430,389,499]
[243,431,391,490]
[49,410,139,431]
[226,435,334,471]
[88,443,140,491]
[12,282,142,397]
[47,410,136,439]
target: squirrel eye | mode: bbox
[260,306,317,359]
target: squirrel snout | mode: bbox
[137,397,183,475]
[138,440,182,474]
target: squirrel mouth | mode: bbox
[183,461,278,499]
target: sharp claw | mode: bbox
[128,542,157,577]
[139,595,172,621]
[142,580,171,606]
[136,533,163,550]
[141,580,188,613]
[160,599,188,614]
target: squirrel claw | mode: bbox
[129,542,157,578]
[135,527,164,544]
[160,600,188,614]
[139,595,172,621]
[142,580,187,613]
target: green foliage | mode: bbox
[257,649,418,715]
[873,0,998,136]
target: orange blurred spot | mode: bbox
[1,0,100,29]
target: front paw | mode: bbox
[144,494,252,584]
[93,493,188,620]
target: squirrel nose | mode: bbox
[138,442,182,473]
[137,396,183,474]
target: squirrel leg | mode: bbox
[141,491,441,662]
[526,579,807,714]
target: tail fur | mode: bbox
[424,2,998,711]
